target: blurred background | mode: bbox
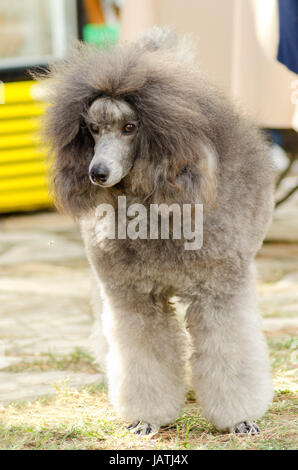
[0,0,297,450]
[0,0,297,212]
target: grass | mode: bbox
[0,385,296,450]
[4,348,97,374]
[0,335,297,450]
[268,336,297,394]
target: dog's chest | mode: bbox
[80,214,198,292]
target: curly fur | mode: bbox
[39,28,275,432]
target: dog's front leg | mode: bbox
[101,288,186,434]
[185,266,273,433]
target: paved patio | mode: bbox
[0,194,297,404]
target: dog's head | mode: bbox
[40,28,221,216]
[85,97,139,188]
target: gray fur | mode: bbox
[39,28,275,433]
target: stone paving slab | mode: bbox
[257,245,298,318]
[0,231,84,265]
[262,317,298,336]
[0,287,92,357]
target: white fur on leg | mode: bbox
[101,290,187,427]
[186,267,273,431]
[90,274,109,376]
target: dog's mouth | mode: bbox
[89,175,126,190]
[89,170,124,188]
[90,163,134,190]
[89,157,135,190]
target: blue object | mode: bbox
[277,0,298,74]
[270,129,283,147]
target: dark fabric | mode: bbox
[277,0,298,74]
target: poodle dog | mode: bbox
[40,27,275,435]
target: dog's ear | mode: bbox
[49,124,96,216]
[157,141,217,208]
[37,73,99,217]
[129,139,217,208]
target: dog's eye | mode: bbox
[90,123,100,134]
[122,123,136,134]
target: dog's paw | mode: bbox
[127,421,159,436]
[231,420,260,435]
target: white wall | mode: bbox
[120,0,297,128]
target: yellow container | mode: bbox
[0,81,53,213]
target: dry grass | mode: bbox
[0,334,297,450]
[0,386,296,450]
[4,348,98,374]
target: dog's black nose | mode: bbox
[89,164,110,184]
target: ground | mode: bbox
[0,195,297,450]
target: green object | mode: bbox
[83,23,120,47]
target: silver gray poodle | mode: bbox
[40,28,275,435]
